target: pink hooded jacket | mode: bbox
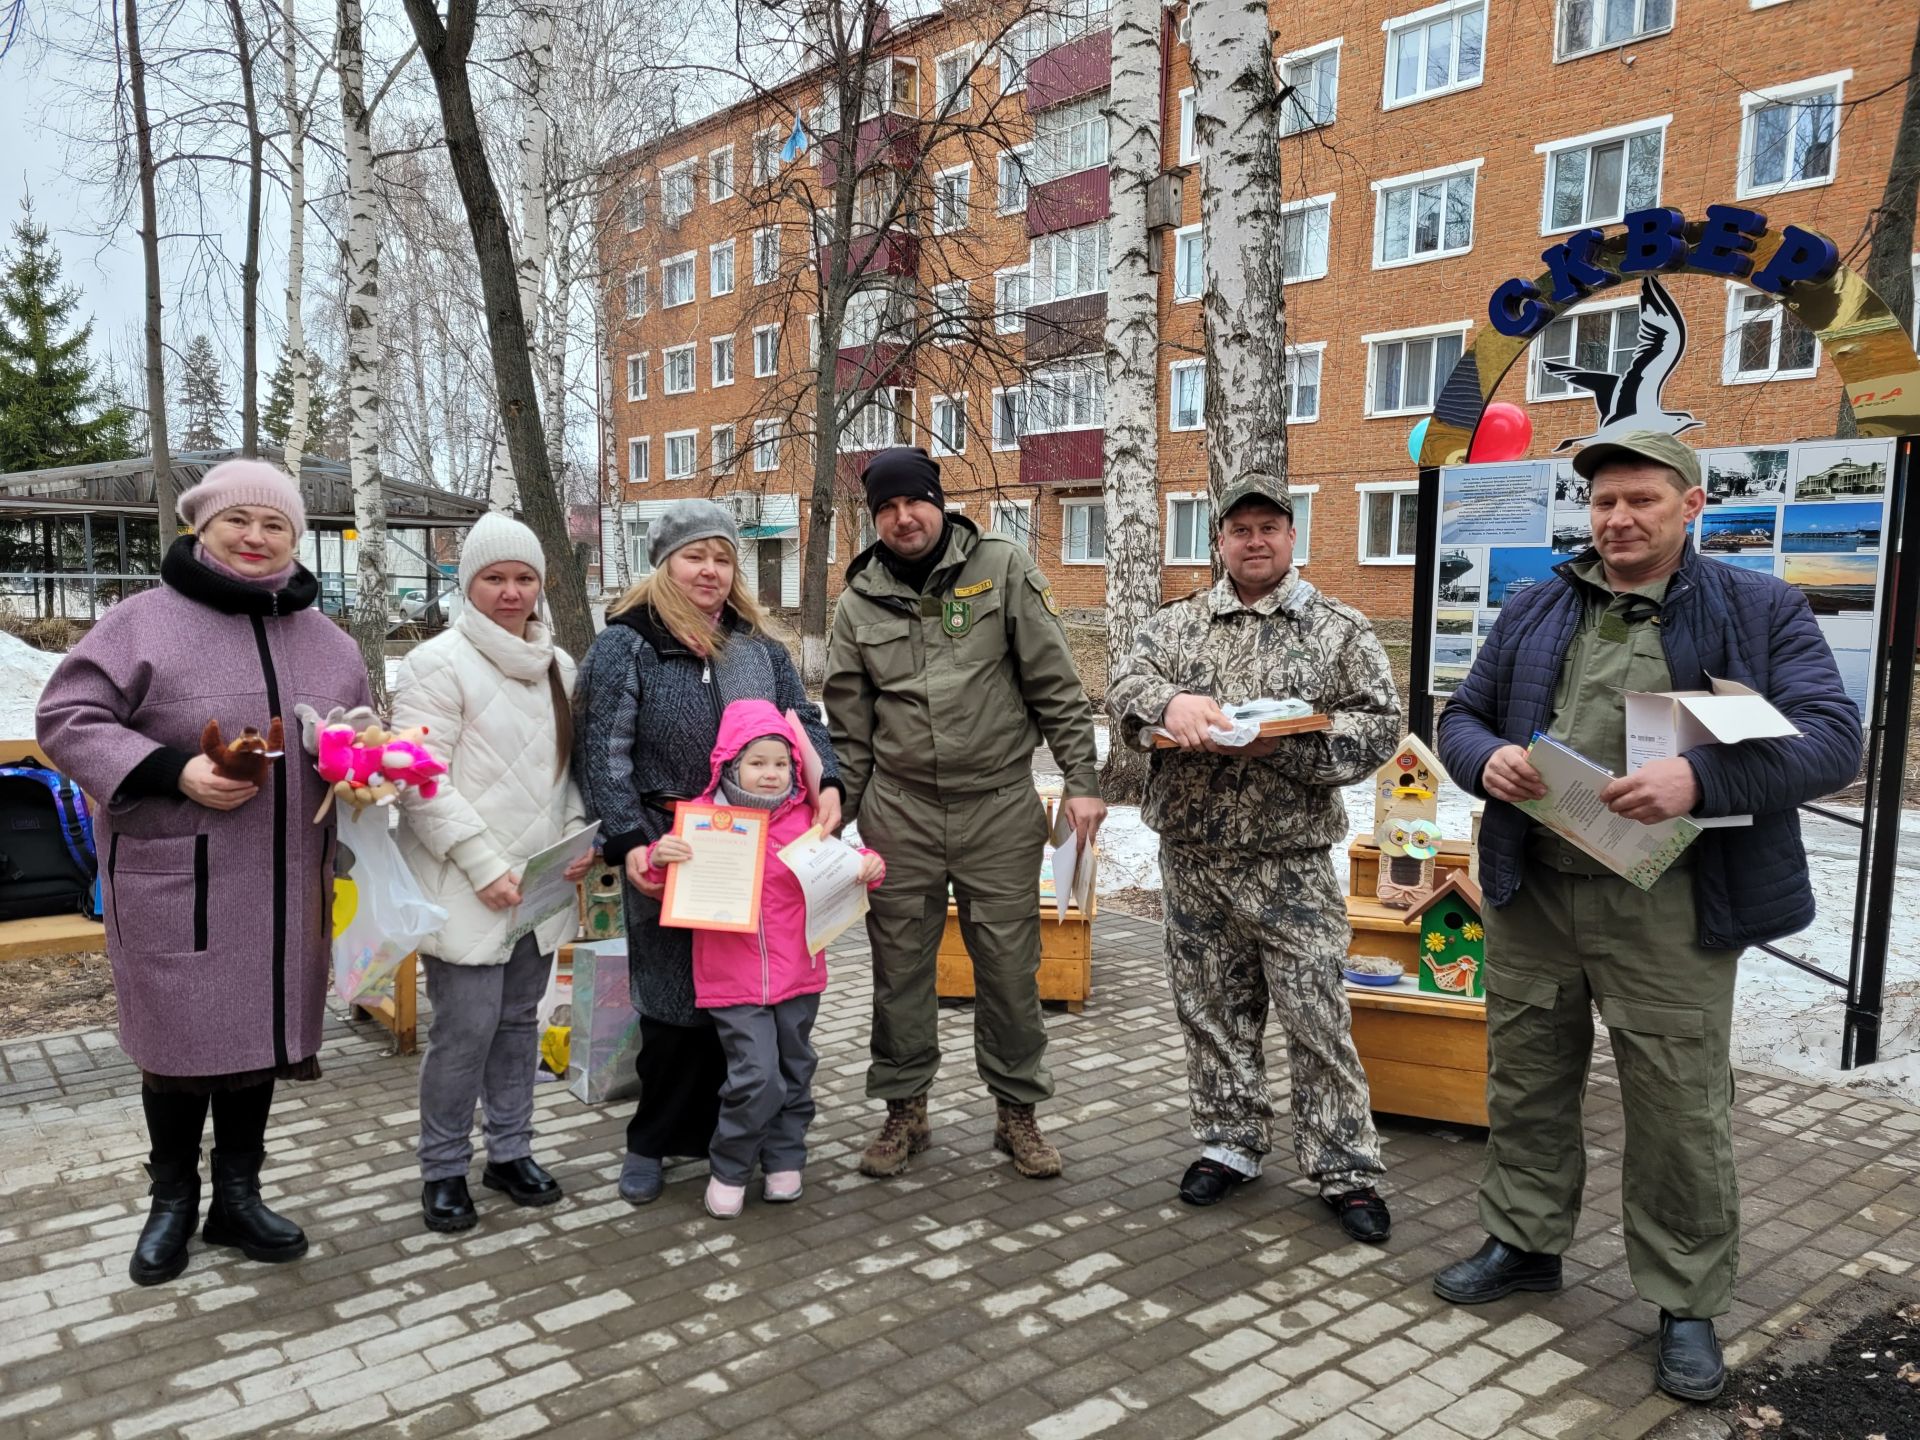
[646,699,882,1009]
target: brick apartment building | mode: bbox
[598,0,1919,622]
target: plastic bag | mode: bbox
[568,940,642,1104]
[331,804,447,1006]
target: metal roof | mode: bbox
[0,448,490,528]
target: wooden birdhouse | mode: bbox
[1373,735,1450,836]
[1410,873,1485,1000]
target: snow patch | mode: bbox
[0,631,61,740]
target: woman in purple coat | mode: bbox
[37,460,372,1286]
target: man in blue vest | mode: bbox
[1432,431,1862,1402]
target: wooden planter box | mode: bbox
[936,895,1094,1012]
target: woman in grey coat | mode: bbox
[37,460,372,1286]
[573,500,840,1202]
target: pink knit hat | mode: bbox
[177,459,308,534]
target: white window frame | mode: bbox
[1372,160,1480,269]
[660,159,696,224]
[1281,193,1335,283]
[1736,70,1849,200]
[1721,282,1821,385]
[931,392,967,456]
[935,44,976,116]
[931,281,970,345]
[660,250,696,309]
[708,144,734,202]
[752,226,780,285]
[711,423,736,474]
[753,323,780,379]
[1178,87,1197,164]
[1526,296,1640,403]
[751,126,782,185]
[1555,0,1673,62]
[624,515,652,575]
[995,266,1031,334]
[664,428,698,480]
[1381,0,1487,111]
[997,145,1033,216]
[990,500,1034,553]
[1285,344,1326,423]
[624,268,647,318]
[991,385,1027,450]
[999,19,1037,93]
[626,435,650,484]
[1357,481,1419,565]
[1165,493,1211,565]
[709,239,735,297]
[1534,116,1671,235]
[1030,222,1110,305]
[752,418,780,472]
[1362,320,1471,418]
[710,334,735,388]
[625,353,645,402]
[622,184,646,233]
[1032,94,1110,184]
[1059,498,1106,565]
[1278,37,1342,135]
[933,164,972,235]
[1027,356,1105,435]
[661,343,696,396]
[1168,358,1205,431]
[1290,485,1318,565]
[1172,223,1204,302]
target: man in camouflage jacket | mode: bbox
[1107,474,1401,1243]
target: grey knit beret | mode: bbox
[648,498,740,568]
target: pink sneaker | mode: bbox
[703,1177,745,1219]
[763,1170,803,1203]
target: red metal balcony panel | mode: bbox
[824,231,919,285]
[1019,428,1104,485]
[835,342,913,390]
[1026,167,1110,239]
[820,112,923,188]
[1026,29,1111,111]
[1024,294,1106,365]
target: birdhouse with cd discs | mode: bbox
[1373,735,1449,833]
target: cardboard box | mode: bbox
[1624,677,1800,828]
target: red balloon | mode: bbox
[1467,402,1534,462]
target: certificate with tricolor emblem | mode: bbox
[659,802,767,933]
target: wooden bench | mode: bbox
[349,954,421,1054]
[0,741,108,962]
[936,894,1095,1012]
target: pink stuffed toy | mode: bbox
[306,714,447,821]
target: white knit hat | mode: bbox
[458,512,546,595]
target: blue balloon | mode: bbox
[1407,416,1431,465]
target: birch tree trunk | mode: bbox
[281,0,312,477]
[1099,0,1164,803]
[1189,0,1288,505]
[124,0,176,534]
[338,0,389,705]
[599,319,630,594]
[490,4,554,513]
[542,201,573,487]
[225,0,264,455]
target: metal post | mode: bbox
[1845,435,1918,1068]
[1408,465,1442,744]
[82,514,96,621]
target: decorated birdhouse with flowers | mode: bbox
[1410,873,1486,1000]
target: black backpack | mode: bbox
[0,759,100,922]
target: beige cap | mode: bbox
[1215,472,1294,525]
[1570,430,1703,489]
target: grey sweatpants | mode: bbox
[418,934,550,1181]
[708,993,821,1185]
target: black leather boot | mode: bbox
[422,1176,478,1233]
[129,1155,201,1285]
[481,1156,562,1207]
[1656,1311,1726,1401]
[202,1148,308,1263]
[1432,1235,1562,1303]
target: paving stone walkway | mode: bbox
[2,915,1918,1440]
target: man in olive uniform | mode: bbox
[1107,475,1400,1244]
[1434,432,1861,1402]
[826,447,1105,1180]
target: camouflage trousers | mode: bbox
[1160,842,1385,1196]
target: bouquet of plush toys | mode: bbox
[292,704,448,823]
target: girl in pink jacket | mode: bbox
[646,699,882,1218]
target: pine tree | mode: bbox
[0,203,137,470]
[178,333,230,450]
[262,346,295,446]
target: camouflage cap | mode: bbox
[1215,472,1294,525]
[1571,430,1703,489]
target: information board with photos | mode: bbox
[1429,438,1895,723]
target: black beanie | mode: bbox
[863,446,944,515]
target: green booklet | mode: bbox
[1514,736,1700,891]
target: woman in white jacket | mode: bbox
[392,514,592,1234]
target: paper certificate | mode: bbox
[776,825,869,952]
[1514,736,1700,891]
[659,803,768,933]
[505,822,602,946]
